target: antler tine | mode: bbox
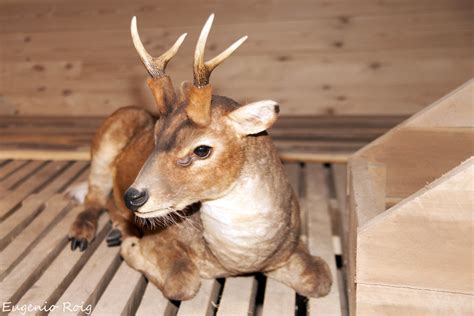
[131,16,187,78]
[193,14,248,87]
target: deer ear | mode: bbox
[227,100,279,135]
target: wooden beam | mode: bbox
[92,262,146,316]
[136,283,177,316]
[304,164,342,316]
[217,277,257,316]
[178,279,221,316]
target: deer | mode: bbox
[68,14,332,301]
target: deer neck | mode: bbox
[199,137,292,271]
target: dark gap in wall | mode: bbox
[295,294,307,316]
[127,275,148,316]
[212,278,226,315]
[336,254,343,269]
[253,273,267,315]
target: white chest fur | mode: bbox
[200,173,289,272]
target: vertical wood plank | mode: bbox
[285,162,306,239]
[136,283,177,316]
[305,164,341,316]
[262,278,295,316]
[178,279,221,316]
[332,163,350,316]
[92,262,146,316]
[217,277,257,316]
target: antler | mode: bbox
[193,14,248,88]
[131,16,187,78]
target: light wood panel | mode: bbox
[356,284,473,316]
[0,0,471,116]
[136,283,177,316]
[92,262,146,316]
[304,165,342,315]
[347,80,474,314]
[217,277,258,316]
[357,158,474,294]
[0,161,69,219]
[177,279,221,316]
[0,205,83,306]
[13,215,110,315]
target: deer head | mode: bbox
[124,14,280,218]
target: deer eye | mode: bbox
[193,145,212,158]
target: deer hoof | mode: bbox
[69,238,89,252]
[106,228,122,247]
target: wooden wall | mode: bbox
[0,0,472,117]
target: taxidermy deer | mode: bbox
[68,14,332,300]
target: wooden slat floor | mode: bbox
[0,115,405,163]
[0,159,348,316]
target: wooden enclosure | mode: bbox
[0,0,472,117]
[346,80,474,315]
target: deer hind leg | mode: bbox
[121,234,201,301]
[68,106,153,251]
[265,242,332,298]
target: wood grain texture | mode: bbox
[136,283,177,316]
[0,161,69,219]
[0,115,405,163]
[51,238,122,316]
[217,277,257,316]
[12,214,110,315]
[178,279,221,316]
[348,160,386,227]
[261,278,296,316]
[92,262,146,316]
[0,195,70,278]
[0,0,471,116]
[0,205,82,306]
[347,81,474,314]
[357,158,474,294]
[304,164,342,316]
[356,283,473,316]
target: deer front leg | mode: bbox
[121,235,201,301]
[68,207,103,251]
[265,243,332,298]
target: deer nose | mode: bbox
[124,187,149,211]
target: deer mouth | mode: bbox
[134,207,176,219]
